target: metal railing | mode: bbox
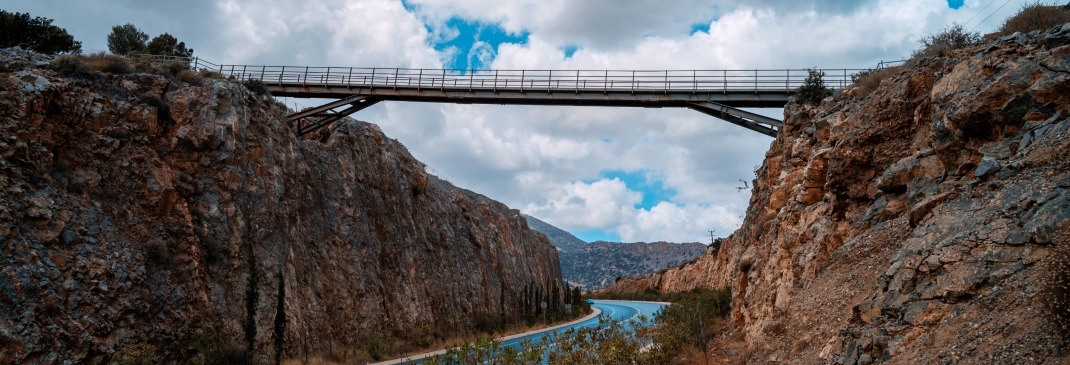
[142,55,896,93]
[214,66,871,93]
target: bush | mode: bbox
[83,52,133,74]
[995,2,1070,37]
[795,68,832,106]
[911,23,981,61]
[177,69,204,84]
[200,70,225,79]
[50,54,89,75]
[242,79,270,96]
[850,66,901,98]
[51,52,133,76]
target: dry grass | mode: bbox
[176,69,204,84]
[50,52,196,78]
[850,66,901,98]
[994,2,1070,37]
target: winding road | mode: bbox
[374,300,667,364]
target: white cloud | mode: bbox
[524,178,642,231]
[619,202,743,243]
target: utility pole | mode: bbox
[708,230,716,245]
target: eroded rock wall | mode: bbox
[0,49,563,363]
[605,26,1070,363]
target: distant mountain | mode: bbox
[524,215,709,290]
[524,214,587,252]
[560,241,709,289]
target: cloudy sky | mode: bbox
[3,0,1037,243]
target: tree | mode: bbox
[795,68,832,106]
[147,32,193,58]
[107,23,148,55]
[0,10,81,54]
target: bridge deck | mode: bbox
[178,57,888,137]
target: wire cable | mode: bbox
[972,0,1015,31]
[962,0,995,27]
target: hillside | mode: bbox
[0,49,565,363]
[523,215,708,289]
[523,214,586,253]
[562,240,709,290]
[604,25,1070,363]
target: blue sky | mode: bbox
[0,0,1025,243]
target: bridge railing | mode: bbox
[215,65,871,92]
[132,54,885,93]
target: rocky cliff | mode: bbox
[604,25,1070,363]
[0,49,564,363]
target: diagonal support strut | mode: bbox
[286,96,381,136]
[686,101,780,137]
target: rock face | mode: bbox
[604,25,1070,363]
[0,49,564,363]
[524,215,708,290]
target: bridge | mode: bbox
[181,57,889,137]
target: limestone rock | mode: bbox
[0,50,564,363]
[605,28,1070,363]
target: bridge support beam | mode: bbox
[687,101,780,137]
[286,96,381,136]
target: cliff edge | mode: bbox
[605,25,1070,363]
[0,49,564,363]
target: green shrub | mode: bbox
[910,23,981,61]
[795,68,832,106]
[995,2,1070,36]
[200,70,225,79]
[242,79,270,96]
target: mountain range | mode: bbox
[524,215,709,289]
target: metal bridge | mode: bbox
[180,57,893,137]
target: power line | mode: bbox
[962,0,995,27]
[972,0,1015,31]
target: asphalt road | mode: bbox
[375,300,667,364]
